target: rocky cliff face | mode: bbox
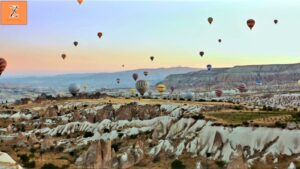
[162,63,300,89]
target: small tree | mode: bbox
[171,159,186,169]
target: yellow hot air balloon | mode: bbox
[77,0,83,5]
[156,84,166,95]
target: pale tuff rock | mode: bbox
[75,140,112,169]
[288,162,296,169]
[196,161,202,169]
[76,140,144,169]
[149,140,174,156]
[0,152,23,169]
[226,147,248,169]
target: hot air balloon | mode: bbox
[199,51,204,57]
[274,19,278,24]
[218,39,222,43]
[61,54,66,60]
[247,19,255,30]
[74,41,78,47]
[144,71,149,77]
[69,83,80,96]
[170,86,175,94]
[136,80,149,96]
[77,0,83,5]
[116,78,120,84]
[0,58,7,76]
[132,73,138,81]
[208,17,213,24]
[122,64,125,68]
[150,56,154,61]
[207,64,212,71]
[156,84,166,95]
[237,83,247,93]
[185,92,194,101]
[297,80,300,87]
[97,32,103,39]
[215,88,223,97]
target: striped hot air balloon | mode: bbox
[215,88,223,97]
[136,80,149,96]
[237,83,247,93]
[0,58,7,76]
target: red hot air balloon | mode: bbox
[215,88,223,97]
[61,54,66,60]
[0,58,7,76]
[132,73,138,81]
[247,19,255,30]
[237,83,247,93]
[97,32,103,39]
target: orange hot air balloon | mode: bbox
[0,58,7,76]
[61,54,66,60]
[208,17,213,24]
[97,32,103,39]
[247,19,255,30]
[77,0,83,5]
[156,84,166,95]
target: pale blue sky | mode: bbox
[0,0,300,76]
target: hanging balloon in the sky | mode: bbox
[116,78,120,84]
[199,51,204,57]
[274,19,278,24]
[77,0,83,5]
[0,58,7,76]
[69,83,80,96]
[208,17,213,24]
[97,32,103,39]
[144,71,149,77]
[207,64,212,71]
[132,73,138,81]
[237,83,247,93]
[247,19,255,30]
[150,56,154,61]
[215,88,223,97]
[74,41,78,47]
[218,39,222,43]
[61,54,66,60]
[122,64,125,68]
[136,80,149,96]
[156,84,166,95]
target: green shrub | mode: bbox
[171,159,186,169]
[83,131,94,138]
[215,160,226,169]
[41,163,60,169]
[24,160,35,168]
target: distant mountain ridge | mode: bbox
[161,63,300,90]
[0,67,199,90]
